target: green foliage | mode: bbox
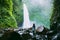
[13,0,23,27]
[50,0,60,30]
[0,0,17,28]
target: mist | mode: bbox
[22,0,54,29]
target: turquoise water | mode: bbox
[22,0,54,29]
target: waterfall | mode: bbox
[23,3,32,29]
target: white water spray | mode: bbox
[23,3,32,29]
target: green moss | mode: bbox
[13,0,23,27]
[50,0,60,30]
[0,0,17,28]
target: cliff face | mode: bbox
[50,0,60,31]
[0,0,23,28]
[0,0,17,28]
[13,0,23,27]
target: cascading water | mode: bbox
[23,3,32,29]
